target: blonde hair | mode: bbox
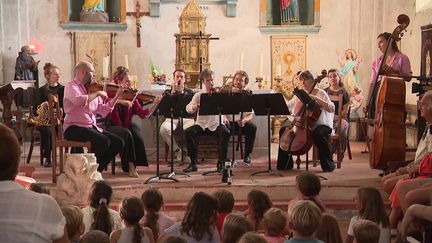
[353,219,380,243]
[356,187,389,227]
[262,207,287,237]
[314,213,343,243]
[288,200,322,237]
[237,232,267,243]
[61,205,84,239]
[221,214,253,243]
[79,230,109,243]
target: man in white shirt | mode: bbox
[183,69,231,172]
[0,123,69,243]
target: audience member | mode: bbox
[285,200,323,243]
[82,180,122,235]
[163,192,219,242]
[244,189,272,231]
[29,182,50,194]
[0,123,68,243]
[314,213,342,243]
[110,196,154,243]
[261,207,288,243]
[238,232,268,243]
[212,189,235,234]
[288,171,325,212]
[400,203,432,240]
[158,235,187,243]
[345,187,390,243]
[79,230,109,243]
[61,205,85,243]
[140,188,177,242]
[352,219,380,243]
[221,214,253,243]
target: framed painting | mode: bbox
[73,32,113,81]
[270,35,307,100]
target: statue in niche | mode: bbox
[80,0,108,23]
[280,0,299,24]
[53,154,103,206]
[14,45,39,81]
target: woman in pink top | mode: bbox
[365,32,412,118]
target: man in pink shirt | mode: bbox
[63,61,124,172]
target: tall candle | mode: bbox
[124,55,129,69]
[276,64,282,77]
[102,56,109,78]
[239,52,244,70]
[259,53,264,77]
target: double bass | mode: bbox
[369,14,410,170]
[279,70,327,155]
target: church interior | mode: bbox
[1,0,432,242]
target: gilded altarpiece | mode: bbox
[73,33,112,81]
[175,0,211,88]
[270,35,307,141]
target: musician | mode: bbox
[36,63,64,167]
[159,68,195,161]
[228,70,257,164]
[183,69,231,173]
[324,69,350,155]
[63,61,124,172]
[106,66,160,177]
[365,32,412,116]
[277,70,336,172]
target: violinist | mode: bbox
[228,70,257,164]
[183,69,231,173]
[63,61,124,173]
[160,68,195,161]
[277,70,336,172]
[364,32,412,117]
[106,66,160,177]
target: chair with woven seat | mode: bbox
[48,94,91,183]
[328,93,350,168]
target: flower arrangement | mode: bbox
[150,62,167,83]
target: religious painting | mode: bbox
[73,32,112,81]
[259,0,317,26]
[270,35,307,100]
[421,24,432,77]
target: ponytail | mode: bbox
[132,222,143,243]
[91,198,113,235]
[143,208,160,241]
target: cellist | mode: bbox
[364,32,412,117]
[277,70,336,172]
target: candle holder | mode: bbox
[255,77,263,89]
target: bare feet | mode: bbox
[128,162,139,178]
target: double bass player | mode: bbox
[277,70,336,172]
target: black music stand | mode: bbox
[199,93,248,179]
[159,93,194,179]
[250,93,290,176]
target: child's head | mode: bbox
[79,230,109,243]
[61,205,85,240]
[120,196,145,225]
[356,186,389,227]
[314,213,343,243]
[141,188,163,212]
[89,180,113,235]
[158,235,188,243]
[89,180,112,208]
[288,200,322,237]
[29,182,50,194]
[221,214,253,243]
[212,189,234,213]
[295,171,321,197]
[262,207,287,237]
[353,219,380,243]
[181,192,218,241]
[237,232,268,243]
[247,189,272,229]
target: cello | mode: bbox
[369,14,410,170]
[279,70,327,155]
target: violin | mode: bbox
[86,82,155,106]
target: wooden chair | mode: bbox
[26,106,44,165]
[328,94,347,168]
[48,94,91,183]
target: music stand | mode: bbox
[250,93,290,176]
[159,93,194,179]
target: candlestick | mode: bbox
[259,53,263,77]
[276,64,282,77]
[239,52,244,70]
[102,56,109,78]
[124,55,129,69]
